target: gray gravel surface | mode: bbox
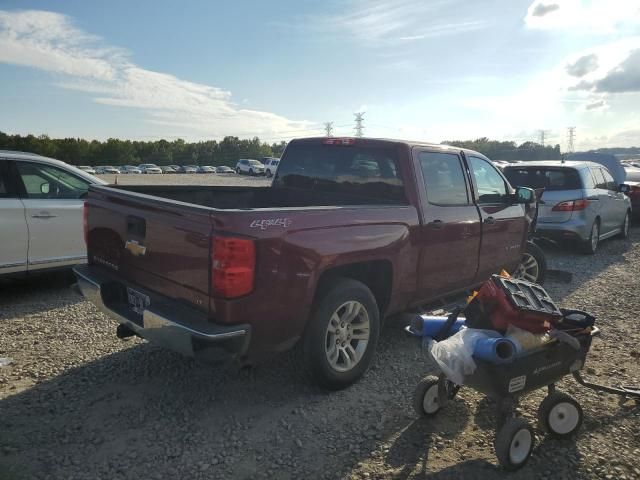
[1,177,639,479]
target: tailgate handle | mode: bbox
[428,219,444,229]
[126,215,146,238]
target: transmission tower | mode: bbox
[566,127,576,153]
[538,129,549,147]
[354,112,365,138]
[324,122,334,137]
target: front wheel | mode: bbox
[494,417,534,471]
[413,376,442,416]
[299,278,380,390]
[236,167,241,174]
[618,211,630,239]
[266,170,273,178]
[513,241,546,284]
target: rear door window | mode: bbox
[504,167,582,191]
[274,143,406,204]
[418,151,469,205]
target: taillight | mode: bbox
[322,138,355,145]
[212,237,255,298]
[83,201,89,245]
[552,199,589,212]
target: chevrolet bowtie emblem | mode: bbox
[125,240,147,256]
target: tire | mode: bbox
[513,241,547,284]
[299,278,380,390]
[618,210,630,239]
[412,376,442,416]
[266,169,273,178]
[537,392,583,438]
[236,167,241,175]
[580,220,600,255]
[494,417,535,471]
[249,168,255,176]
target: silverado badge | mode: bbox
[125,240,147,256]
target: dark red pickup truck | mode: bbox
[75,137,542,389]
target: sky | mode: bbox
[0,0,639,150]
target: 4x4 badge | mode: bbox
[125,240,146,256]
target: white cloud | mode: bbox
[300,0,486,46]
[0,9,315,140]
[525,0,640,32]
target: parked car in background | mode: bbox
[503,161,631,254]
[139,164,163,174]
[121,165,142,174]
[0,150,106,277]
[78,166,96,174]
[197,166,216,174]
[95,166,121,174]
[160,166,176,173]
[264,158,280,177]
[76,137,542,389]
[177,165,198,174]
[236,158,265,175]
[214,166,235,174]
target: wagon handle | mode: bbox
[573,371,640,399]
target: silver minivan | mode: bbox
[504,161,631,254]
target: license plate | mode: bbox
[127,287,150,315]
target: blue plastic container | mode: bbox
[473,337,516,364]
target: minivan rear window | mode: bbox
[274,143,406,204]
[503,167,582,191]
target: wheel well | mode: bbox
[315,261,393,315]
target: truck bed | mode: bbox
[110,184,407,210]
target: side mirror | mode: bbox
[514,186,535,204]
[40,182,50,194]
[619,184,631,194]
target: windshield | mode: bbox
[504,167,582,191]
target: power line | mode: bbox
[324,122,334,137]
[354,112,365,138]
[567,127,576,153]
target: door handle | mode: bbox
[484,216,496,225]
[428,219,444,229]
[32,212,57,219]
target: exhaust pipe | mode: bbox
[116,324,137,339]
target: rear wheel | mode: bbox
[513,241,546,284]
[249,168,255,176]
[581,220,599,255]
[236,167,241,174]
[537,392,583,438]
[413,376,441,416]
[266,169,273,178]
[299,278,380,390]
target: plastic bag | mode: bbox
[428,327,501,385]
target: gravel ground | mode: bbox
[1,179,639,479]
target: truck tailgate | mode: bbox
[86,186,213,312]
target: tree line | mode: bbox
[442,137,562,161]
[0,131,287,167]
[0,131,563,166]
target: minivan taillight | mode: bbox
[83,201,89,245]
[552,199,589,212]
[212,237,255,298]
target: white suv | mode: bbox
[235,159,265,176]
[263,158,280,177]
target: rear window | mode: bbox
[274,143,406,204]
[504,167,582,191]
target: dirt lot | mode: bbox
[1,175,639,479]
